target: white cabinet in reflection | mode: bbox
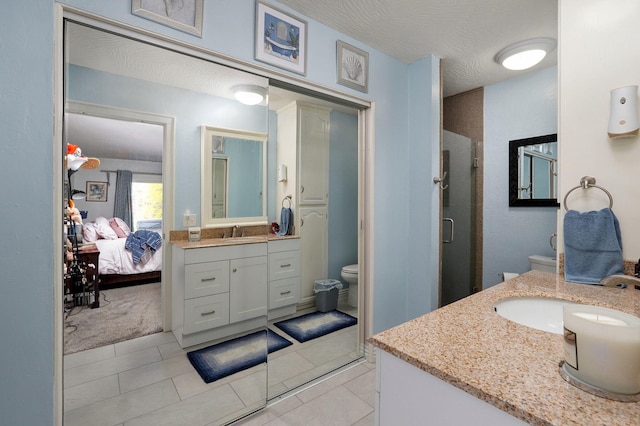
[268,238,301,319]
[298,207,328,305]
[276,102,330,309]
[172,242,267,348]
[229,256,268,323]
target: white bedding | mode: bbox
[94,237,162,275]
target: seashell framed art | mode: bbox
[337,40,369,93]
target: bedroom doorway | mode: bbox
[63,101,174,354]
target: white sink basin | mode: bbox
[494,297,580,334]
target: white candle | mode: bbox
[563,304,640,395]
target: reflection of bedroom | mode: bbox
[63,112,164,353]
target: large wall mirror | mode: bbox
[63,18,362,426]
[509,133,559,207]
[201,126,267,226]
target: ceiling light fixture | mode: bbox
[232,85,267,106]
[495,38,556,71]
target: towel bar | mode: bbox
[563,176,613,211]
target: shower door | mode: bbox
[440,130,479,306]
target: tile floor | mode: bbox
[63,303,372,426]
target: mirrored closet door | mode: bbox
[61,19,363,426]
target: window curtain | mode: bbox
[113,170,133,229]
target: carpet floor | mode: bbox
[64,282,162,354]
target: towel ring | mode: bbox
[563,176,613,211]
[281,195,292,208]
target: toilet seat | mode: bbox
[341,264,358,275]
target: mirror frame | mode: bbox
[201,126,268,227]
[508,133,559,207]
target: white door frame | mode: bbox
[65,100,175,330]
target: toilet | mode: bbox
[528,255,557,273]
[341,264,359,307]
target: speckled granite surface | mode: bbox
[370,271,640,426]
[170,234,298,249]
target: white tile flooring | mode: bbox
[63,304,373,426]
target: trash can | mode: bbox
[314,279,343,312]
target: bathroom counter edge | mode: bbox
[369,270,640,425]
[170,234,299,249]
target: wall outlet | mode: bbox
[183,213,197,227]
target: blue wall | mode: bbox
[68,64,268,225]
[328,111,359,283]
[0,2,55,425]
[483,66,558,287]
[0,1,439,423]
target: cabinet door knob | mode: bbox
[300,185,305,193]
[280,290,292,295]
[201,309,216,316]
[232,268,237,273]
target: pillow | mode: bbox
[109,217,131,238]
[82,222,99,242]
[94,216,118,240]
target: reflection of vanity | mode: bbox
[171,236,300,348]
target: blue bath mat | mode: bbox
[274,310,357,343]
[187,329,292,383]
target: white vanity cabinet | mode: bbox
[229,256,268,323]
[267,238,301,319]
[172,242,267,348]
[376,350,527,426]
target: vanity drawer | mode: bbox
[268,250,301,281]
[269,277,299,309]
[184,261,230,299]
[183,293,230,334]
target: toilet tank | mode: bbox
[528,255,556,273]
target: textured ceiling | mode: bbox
[276,0,558,96]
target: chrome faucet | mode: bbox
[599,274,640,288]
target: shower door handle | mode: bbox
[442,217,454,243]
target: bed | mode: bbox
[81,216,162,287]
[94,237,162,286]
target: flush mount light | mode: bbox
[232,85,266,105]
[495,38,556,71]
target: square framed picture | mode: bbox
[86,181,108,202]
[255,1,307,75]
[132,0,203,37]
[337,40,369,93]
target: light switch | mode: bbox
[183,213,197,227]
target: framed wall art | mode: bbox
[86,181,108,202]
[132,0,203,37]
[255,1,307,75]
[337,40,369,93]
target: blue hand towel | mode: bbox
[276,207,293,236]
[563,208,623,284]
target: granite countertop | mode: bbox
[171,234,299,249]
[369,270,640,425]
